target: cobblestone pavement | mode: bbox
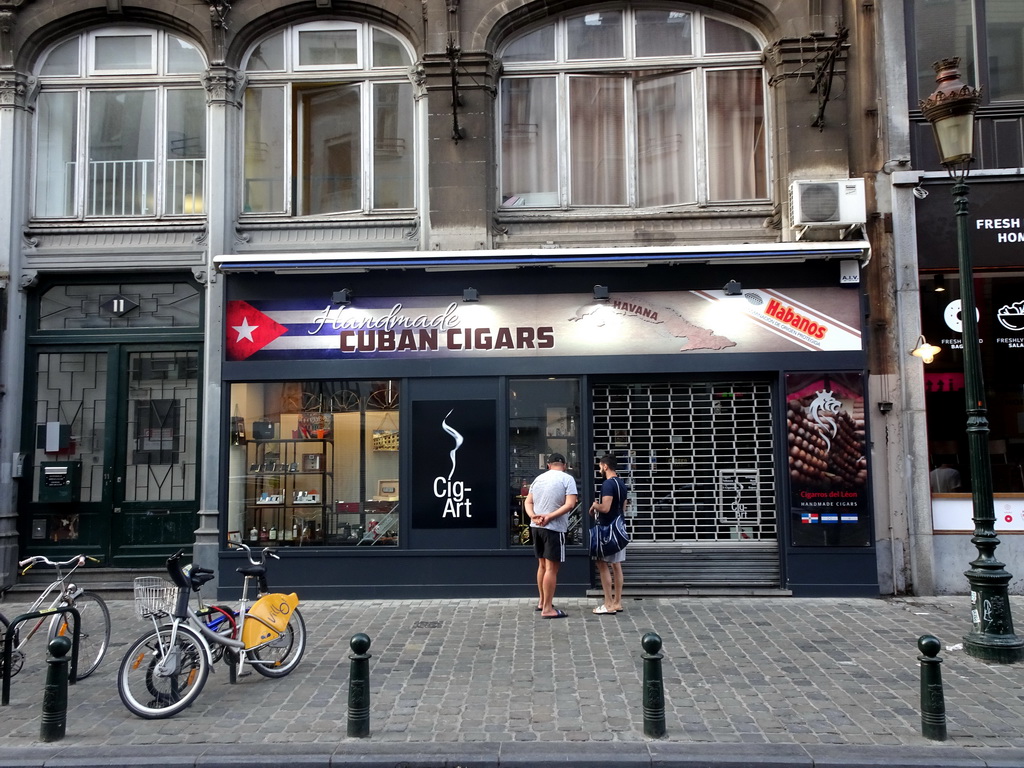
[3,595,1024,766]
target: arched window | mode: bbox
[241,22,416,216]
[498,5,767,210]
[33,28,207,219]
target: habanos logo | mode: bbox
[764,299,827,340]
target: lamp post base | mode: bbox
[963,577,1024,663]
[963,635,1024,664]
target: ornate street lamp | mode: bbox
[920,58,1024,663]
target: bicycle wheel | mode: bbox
[0,611,24,678]
[118,623,210,719]
[49,591,111,679]
[247,607,306,678]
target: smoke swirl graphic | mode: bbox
[441,409,464,481]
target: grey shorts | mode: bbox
[597,547,626,564]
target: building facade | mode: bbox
[887,0,1024,594]
[1,0,900,598]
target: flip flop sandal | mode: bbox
[542,609,568,619]
[593,605,615,615]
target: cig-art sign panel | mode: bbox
[410,400,497,529]
[786,372,870,547]
[225,288,861,361]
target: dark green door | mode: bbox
[24,346,200,567]
[111,348,200,567]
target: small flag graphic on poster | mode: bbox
[840,514,859,523]
[801,513,819,524]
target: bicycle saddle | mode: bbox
[236,564,267,578]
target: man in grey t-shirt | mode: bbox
[525,453,578,619]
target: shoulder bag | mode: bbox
[589,478,630,558]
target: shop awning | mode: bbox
[214,241,870,273]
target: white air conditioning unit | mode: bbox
[790,178,867,227]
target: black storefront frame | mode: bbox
[218,257,877,598]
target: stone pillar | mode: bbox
[0,66,31,589]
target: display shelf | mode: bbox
[243,437,333,546]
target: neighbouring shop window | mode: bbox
[227,380,400,547]
[241,22,415,216]
[33,29,207,219]
[509,378,581,546]
[921,272,1024,494]
[497,5,766,209]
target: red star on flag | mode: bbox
[225,301,289,360]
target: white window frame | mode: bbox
[241,21,419,218]
[497,3,768,212]
[33,28,208,221]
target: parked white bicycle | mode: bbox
[117,544,305,718]
[0,554,110,680]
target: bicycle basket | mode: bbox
[133,576,178,618]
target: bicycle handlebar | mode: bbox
[18,554,91,574]
[228,540,280,565]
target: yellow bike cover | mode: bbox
[242,593,300,649]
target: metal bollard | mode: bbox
[641,631,666,738]
[40,636,72,743]
[347,633,372,738]
[917,634,947,741]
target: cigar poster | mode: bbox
[225,287,862,361]
[410,400,497,529]
[786,372,870,547]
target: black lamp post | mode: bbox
[920,58,1024,663]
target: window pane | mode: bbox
[35,92,78,218]
[503,25,556,63]
[637,74,695,206]
[87,90,156,216]
[373,83,413,209]
[166,89,206,215]
[635,10,692,57]
[372,28,411,67]
[567,11,623,60]
[301,85,361,214]
[500,77,558,207]
[41,39,80,76]
[912,0,975,100]
[167,35,204,74]
[704,18,760,54]
[509,378,581,547]
[243,87,286,213]
[248,32,285,72]
[227,380,400,548]
[706,70,766,201]
[298,29,358,67]
[569,77,625,205]
[94,34,153,72]
[985,0,1024,100]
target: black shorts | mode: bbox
[532,527,565,562]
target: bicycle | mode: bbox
[117,542,306,719]
[0,554,111,680]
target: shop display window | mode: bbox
[509,378,582,546]
[920,273,1024,493]
[227,380,400,547]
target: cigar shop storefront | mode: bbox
[215,242,877,598]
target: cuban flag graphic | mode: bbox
[225,301,290,360]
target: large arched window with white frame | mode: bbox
[241,21,417,217]
[497,4,768,210]
[33,28,208,219]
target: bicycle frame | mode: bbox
[1,556,90,653]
